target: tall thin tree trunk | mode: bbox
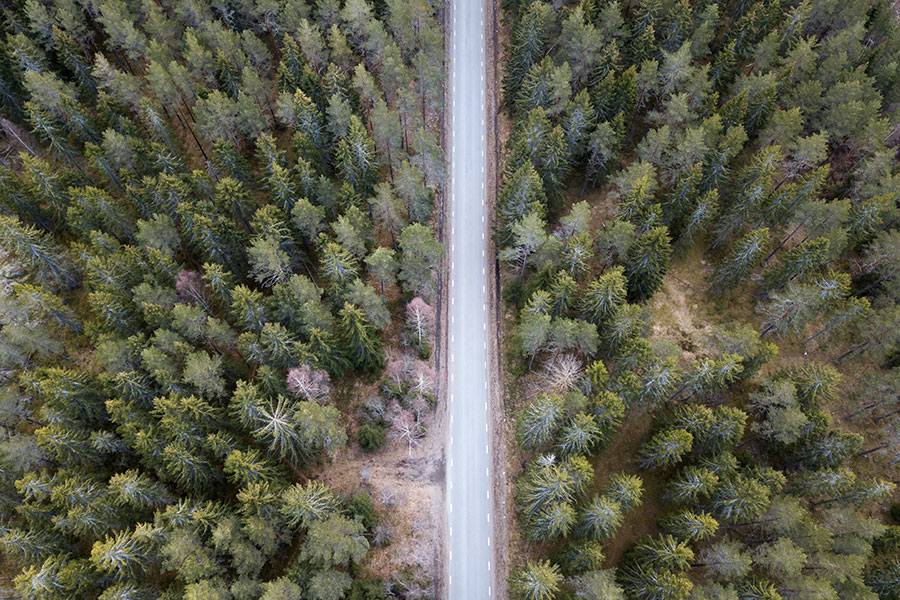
[765,220,804,263]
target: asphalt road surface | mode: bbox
[446,0,493,598]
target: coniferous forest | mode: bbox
[0,0,445,599]
[6,0,900,598]
[498,1,900,599]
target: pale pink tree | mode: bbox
[364,395,389,421]
[391,409,426,455]
[405,297,435,346]
[409,360,435,400]
[539,354,583,395]
[175,270,211,313]
[385,355,411,389]
[286,364,331,403]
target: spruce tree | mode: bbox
[510,560,562,600]
[338,302,383,372]
[710,227,770,292]
[625,226,672,302]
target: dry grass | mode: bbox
[315,408,445,585]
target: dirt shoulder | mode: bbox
[486,0,514,597]
[434,0,451,596]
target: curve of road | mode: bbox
[446,0,492,598]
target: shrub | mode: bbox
[358,423,386,452]
[346,491,379,530]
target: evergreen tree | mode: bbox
[501,212,548,282]
[397,223,441,299]
[503,1,552,106]
[625,226,672,302]
[762,237,830,290]
[336,115,378,195]
[580,266,628,325]
[660,510,718,541]
[0,215,78,289]
[578,495,624,540]
[515,393,564,450]
[338,302,383,372]
[510,560,562,600]
[710,227,770,292]
[497,162,547,243]
[640,427,693,469]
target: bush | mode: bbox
[874,525,900,554]
[348,578,386,600]
[891,503,900,523]
[503,279,524,306]
[358,423,386,452]
[346,490,379,530]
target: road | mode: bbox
[446,0,492,598]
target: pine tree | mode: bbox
[301,514,369,568]
[510,560,562,600]
[338,302,383,372]
[90,529,152,581]
[625,226,672,302]
[280,481,340,529]
[866,559,900,600]
[578,495,624,540]
[277,88,327,164]
[556,412,600,457]
[628,534,694,572]
[107,469,171,511]
[13,283,81,332]
[619,563,693,600]
[503,1,552,106]
[251,396,304,468]
[230,285,270,333]
[515,393,564,450]
[553,540,605,576]
[697,540,751,580]
[710,473,775,524]
[516,311,552,369]
[583,115,625,190]
[365,247,398,297]
[569,569,625,600]
[0,215,78,289]
[603,473,643,512]
[762,237,830,290]
[397,223,441,299]
[319,241,359,291]
[678,189,718,247]
[161,442,223,495]
[500,212,548,282]
[580,266,628,325]
[660,510,718,541]
[563,89,596,164]
[517,460,577,516]
[526,501,576,541]
[712,146,782,248]
[497,161,548,243]
[335,115,378,195]
[224,448,286,487]
[710,227,770,292]
[640,427,693,469]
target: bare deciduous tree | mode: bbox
[405,297,435,346]
[286,364,331,403]
[391,409,426,455]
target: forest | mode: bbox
[497,0,900,599]
[0,0,445,599]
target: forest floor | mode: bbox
[495,195,900,574]
[316,397,445,585]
